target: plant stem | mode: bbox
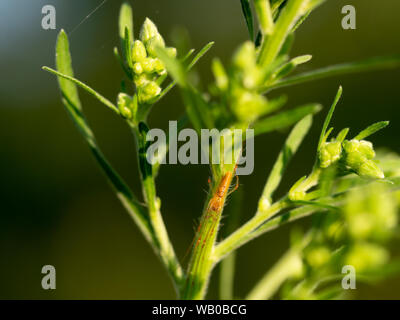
[213,199,289,262]
[182,170,235,299]
[258,0,308,67]
[254,0,274,35]
[246,234,311,300]
[219,189,243,299]
[132,125,184,295]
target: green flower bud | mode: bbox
[133,62,143,75]
[343,139,384,179]
[141,58,156,73]
[146,35,166,57]
[288,176,307,201]
[233,41,256,71]
[165,47,177,58]
[358,140,375,159]
[231,88,268,122]
[287,252,304,279]
[319,141,342,168]
[132,40,147,62]
[344,183,397,241]
[153,58,166,74]
[324,220,344,242]
[140,18,160,44]
[258,196,271,212]
[212,58,229,91]
[343,139,375,160]
[345,242,388,273]
[117,93,134,120]
[134,74,152,88]
[138,81,161,103]
[358,160,384,179]
[305,246,331,268]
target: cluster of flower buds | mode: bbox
[117,92,136,120]
[132,18,177,104]
[292,182,398,294]
[318,141,342,168]
[319,138,384,179]
[344,183,397,242]
[230,42,268,123]
[212,41,273,123]
[343,183,397,272]
[342,139,384,179]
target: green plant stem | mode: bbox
[246,234,311,300]
[219,189,243,299]
[132,125,184,295]
[182,169,236,299]
[254,0,274,35]
[213,199,290,262]
[219,252,236,299]
[258,0,308,67]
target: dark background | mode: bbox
[0,0,399,299]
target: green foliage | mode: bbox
[43,1,400,300]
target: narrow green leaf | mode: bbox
[187,41,214,70]
[240,0,254,41]
[42,66,120,115]
[253,103,322,137]
[55,29,82,111]
[291,9,311,32]
[320,127,334,146]
[113,47,132,79]
[124,27,133,68]
[336,127,349,143]
[155,47,187,87]
[272,54,312,80]
[277,33,294,57]
[156,43,214,103]
[318,86,342,150]
[354,121,389,140]
[262,114,313,202]
[268,55,400,90]
[48,29,152,244]
[119,1,134,46]
[182,87,214,131]
[182,48,195,62]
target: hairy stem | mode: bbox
[182,170,235,299]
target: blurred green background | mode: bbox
[0,0,399,299]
